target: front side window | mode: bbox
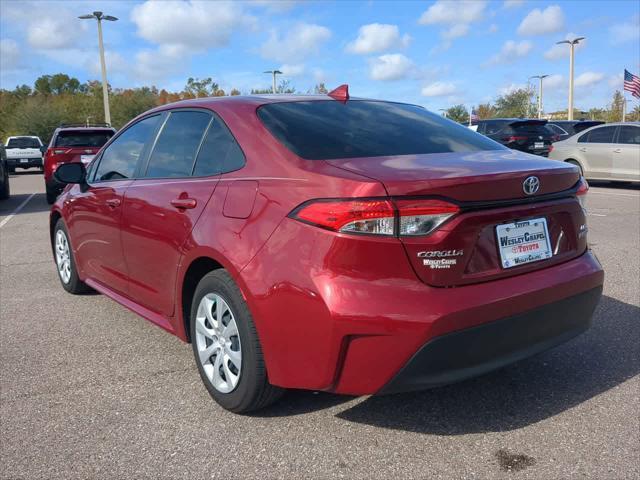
[94,115,160,181]
[586,126,617,144]
[258,100,504,160]
[145,111,211,178]
[617,126,640,145]
[193,116,245,176]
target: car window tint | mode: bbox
[484,121,509,135]
[145,111,211,178]
[193,116,245,176]
[548,124,567,135]
[617,126,640,145]
[586,126,617,144]
[7,137,40,148]
[55,131,113,147]
[95,115,160,181]
[258,101,504,160]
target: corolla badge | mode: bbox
[417,249,464,269]
[523,176,540,195]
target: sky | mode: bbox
[1,0,639,112]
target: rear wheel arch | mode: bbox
[565,159,583,175]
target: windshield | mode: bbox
[55,130,113,148]
[258,100,504,160]
[7,137,40,148]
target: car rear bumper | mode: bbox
[378,285,602,394]
[7,158,43,168]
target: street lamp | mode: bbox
[530,75,549,119]
[79,11,118,125]
[263,70,282,94]
[556,37,584,120]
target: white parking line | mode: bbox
[0,193,36,229]
[590,190,640,198]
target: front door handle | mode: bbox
[578,147,587,152]
[171,198,197,210]
[613,148,622,153]
[106,198,121,208]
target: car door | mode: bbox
[66,115,162,295]
[577,126,617,179]
[612,125,640,181]
[120,109,224,317]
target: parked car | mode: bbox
[547,120,605,141]
[50,93,604,413]
[476,118,556,156]
[549,122,640,183]
[4,135,45,172]
[0,145,9,200]
[44,124,116,204]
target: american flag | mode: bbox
[624,69,640,98]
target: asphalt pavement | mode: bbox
[1,170,638,479]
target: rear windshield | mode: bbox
[55,130,113,148]
[510,123,554,135]
[257,100,504,160]
[7,137,40,148]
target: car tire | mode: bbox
[190,269,284,413]
[46,188,57,205]
[53,219,91,294]
[0,176,9,200]
[566,159,583,176]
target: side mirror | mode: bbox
[40,145,47,154]
[54,162,86,184]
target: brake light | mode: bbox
[548,145,554,153]
[290,198,460,236]
[576,177,588,210]
[503,135,527,142]
[54,149,66,155]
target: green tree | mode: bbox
[494,88,535,118]
[314,83,328,94]
[476,102,496,119]
[229,88,241,96]
[251,80,296,95]
[445,104,469,123]
[607,90,625,122]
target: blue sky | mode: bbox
[1,0,638,112]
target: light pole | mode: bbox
[530,75,549,119]
[79,11,118,125]
[556,37,584,120]
[263,70,282,94]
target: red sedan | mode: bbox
[50,89,604,413]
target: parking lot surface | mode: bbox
[1,171,639,479]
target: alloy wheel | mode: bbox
[55,229,71,284]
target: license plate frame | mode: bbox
[80,155,95,164]
[534,142,544,149]
[20,158,29,163]
[496,217,553,269]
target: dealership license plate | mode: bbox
[80,155,94,164]
[496,218,552,269]
[20,158,28,163]
[534,142,544,149]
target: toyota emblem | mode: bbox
[523,176,540,195]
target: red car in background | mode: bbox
[44,124,115,204]
[49,91,604,413]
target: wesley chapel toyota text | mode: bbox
[50,89,604,413]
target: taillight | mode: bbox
[290,198,460,236]
[53,149,66,155]
[576,177,588,210]
[502,135,527,142]
[395,199,460,236]
[548,145,554,153]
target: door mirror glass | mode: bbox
[54,162,86,184]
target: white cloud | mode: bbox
[504,0,525,8]
[249,0,298,12]
[544,33,587,60]
[421,81,458,97]
[517,5,564,36]
[609,15,640,45]
[131,1,255,52]
[574,72,604,88]
[485,40,532,66]
[488,24,499,34]
[499,83,527,95]
[369,54,414,81]
[0,39,20,71]
[609,73,624,89]
[442,24,469,40]
[134,45,189,83]
[279,64,305,76]
[28,17,84,50]
[346,24,410,54]
[543,74,565,90]
[260,23,331,63]
[419,0,486,25]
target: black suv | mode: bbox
[546,120,605,141]
[476,118,556,156]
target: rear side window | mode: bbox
[483,120,510,135]
[145,111,211,178]
[258,100,504,160]
[193,116,245,176]
[7,137,40,148]
[617,126,640,145]
[95,115,160,181]
[547,124,568,135]
[585,126,617,144]
[55,131,113,148]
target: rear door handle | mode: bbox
[171,198,197,209]
[578,147,587,152]
[613,148,622,153]
[106,198,121,208]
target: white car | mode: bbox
[548,122,640,183]
[4,136,45,172]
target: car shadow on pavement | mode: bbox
[334,295,639,435]
[0,193,51,216]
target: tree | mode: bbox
[230,88,241,96]
[444,104,469,123]
[251,80,296,95]
[476,102,496,119]
[314,83,328,94]
[494,88,535,118]
[628,105,640,122]
[607,90,625,122]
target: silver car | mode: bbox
[548,122,640,183]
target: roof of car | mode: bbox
[55,126,116,132]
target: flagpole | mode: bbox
[622,74,626,122]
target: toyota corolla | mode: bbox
[50,87,604,413]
